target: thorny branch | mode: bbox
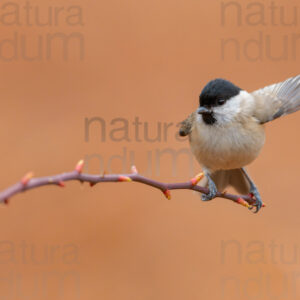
[0,160,265,212]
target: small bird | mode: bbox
[179,75,300,212]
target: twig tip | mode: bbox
[237,197,251,209]
[131,165,138,174]
[21,172,34,186]
[57,181,65,187]
[118,176,132,182]
[190,172,204,186]
[75,160,84,173]
[163,189,171,200]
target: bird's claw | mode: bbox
[201,184,217,201]
[248,190,263,213]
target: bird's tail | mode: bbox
[199,169,250,195]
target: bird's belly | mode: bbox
[190,122,265,171]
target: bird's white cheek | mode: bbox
[213,96,245,125]
[214,106,240,125]
[213,91,255,125]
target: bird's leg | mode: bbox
[202,171,218,201]
[241,168,263,213]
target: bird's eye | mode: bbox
[217,99,226,106]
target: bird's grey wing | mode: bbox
[179,112,196,136]
[251,75,300,124]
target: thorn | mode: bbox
[21,172,34,186]
[118,176,132,182]
[237,197,252,209]
[163,189,171,200]
[190,172,204,186]
[75,160,84,173]
[131,165,138,174]
[89,182,96,187]
[222,190,228,196]
[101,170,107,178]
[4,199,9,205]
[262,203,266,207]
[57,181,65,187]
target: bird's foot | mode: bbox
[248,188,263,213]
[201,181,218,201]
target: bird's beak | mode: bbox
[197,107,212,115]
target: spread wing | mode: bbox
[251,75,300,124]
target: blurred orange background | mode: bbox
[0,0,299,299]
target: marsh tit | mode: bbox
[179,75,300,212]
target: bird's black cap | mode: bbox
[199,78,242,107]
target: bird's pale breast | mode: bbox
[189,118,265,171]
